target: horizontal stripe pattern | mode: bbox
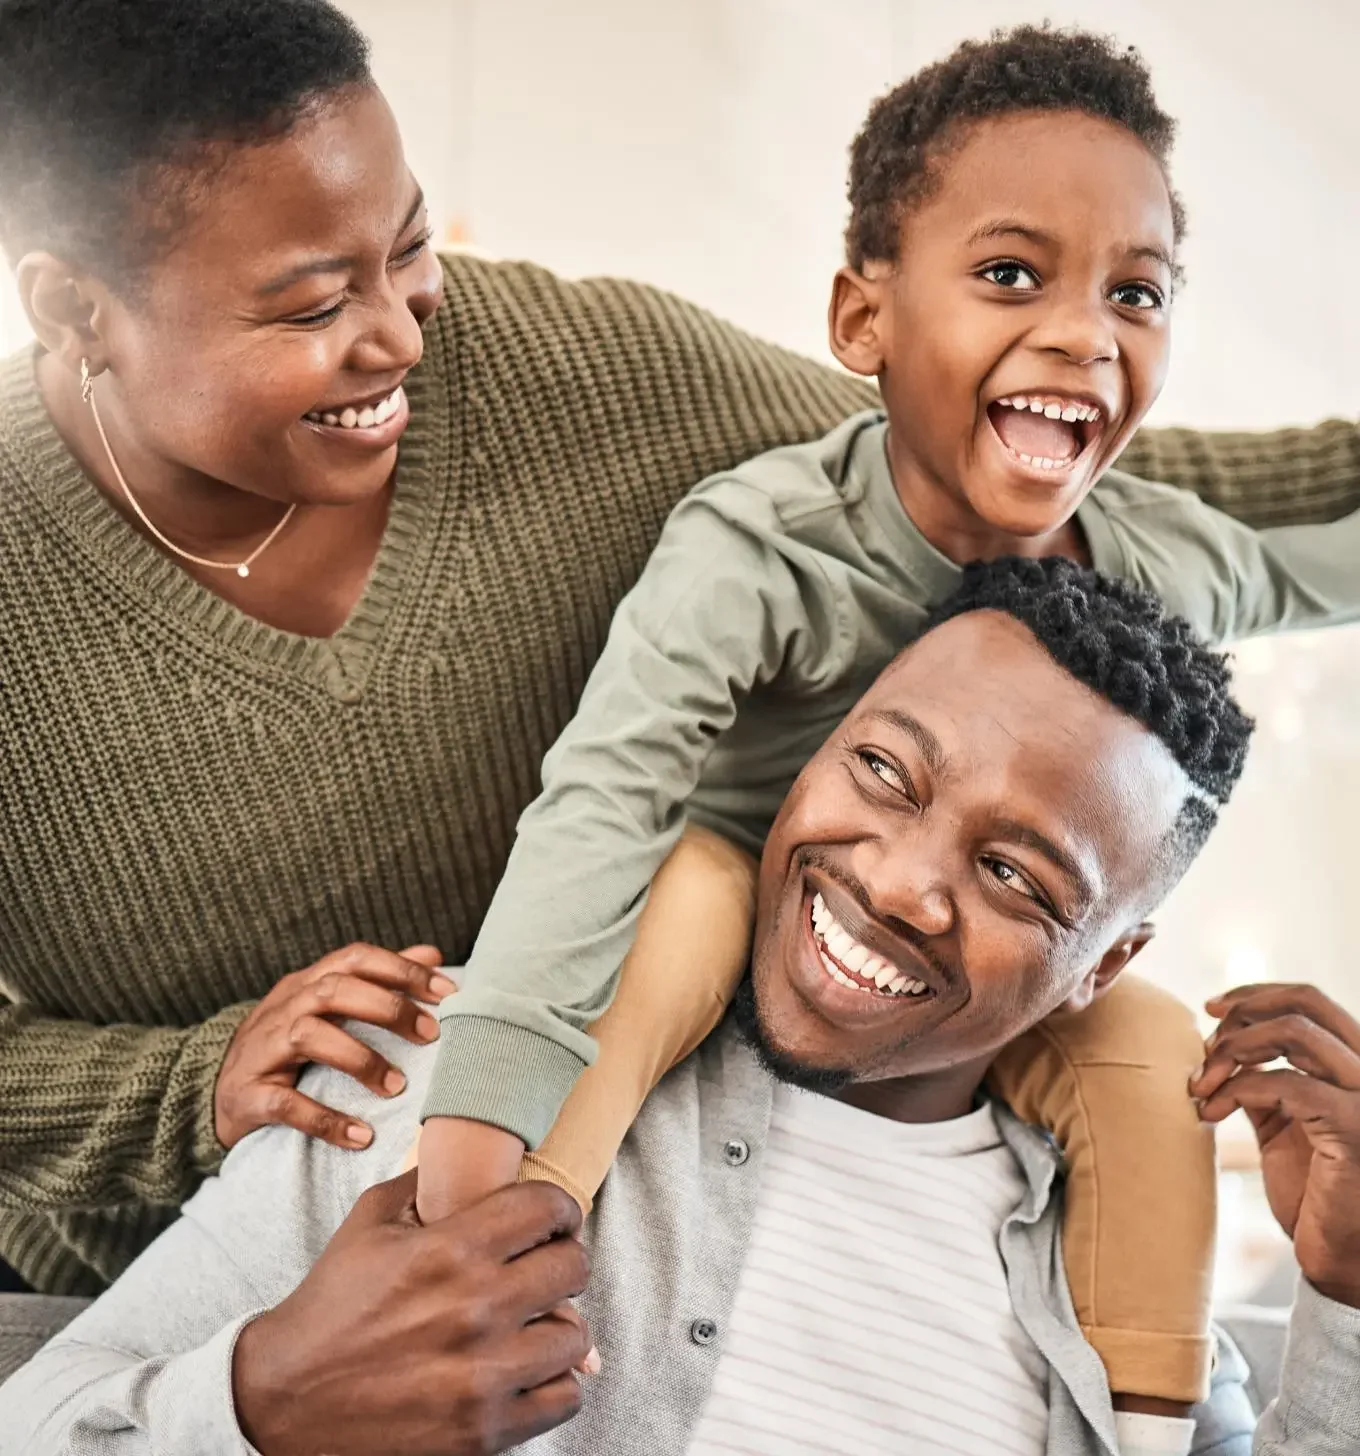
[688,1086,1048,1455]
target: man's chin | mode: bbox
[731,976,855,1096]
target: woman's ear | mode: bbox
[14,252,110,377]
[827,263,890,377]
[1059,922,1156,1015]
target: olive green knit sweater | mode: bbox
[0,253,1355,1295]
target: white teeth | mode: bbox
[1043,403,1062,419]
[842,943,870,973]
[1029,399,1045,413]
[306,387,404,430]
[997,396,1101,424]
[809,893,933,998]
[1060,406,1079,422]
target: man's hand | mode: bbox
[416,1116,527,1223]
[1192,982,1360,1309]
[215,944,454,1151]
[233,1171,591,1456]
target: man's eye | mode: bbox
[980,261,1040,292]
[1109,281,1165,311]
[984,857,1044,905]
[860,750,907,794]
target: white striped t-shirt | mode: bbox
[688,1084,1049,1456]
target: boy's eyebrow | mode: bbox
[967,218,1175,274]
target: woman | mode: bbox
[0,0,1353,1298]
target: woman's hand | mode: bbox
[1193,982,1360,1309]
[215,943,455,1151]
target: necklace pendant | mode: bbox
[236,565,250,579]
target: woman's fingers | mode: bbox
[304,942,456,1006]
[247,1081,376,1150]
[301,972,441,1045]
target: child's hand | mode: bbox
[416,1116,527,1224]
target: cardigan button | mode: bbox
[722,1137,750,1167]
[690,1318,718,1347]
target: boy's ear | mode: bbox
[1058,921,1156,1015]
[827,264,889,377]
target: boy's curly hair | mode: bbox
[846,24,1185,269]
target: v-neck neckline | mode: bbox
[0,321,458,702]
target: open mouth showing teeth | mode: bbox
[986,393,1104,472]
[810,891,932,998]
[304,385,405,430]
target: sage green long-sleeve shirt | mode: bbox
[427,410,1360,1146]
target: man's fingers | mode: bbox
[1207,984,1360,1054]
[1196,1065,1353,1127]
[505,1374,585,1447]
[1194,1014,1360,1097]
[252,1083,374,1149]
[501,1306,593,1392]
[301,974,440,1045]
[495,1236,592,1327]
[343,1169,422,1231]
[444,1181,584,1264]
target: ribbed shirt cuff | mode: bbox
[1277,1278,1360,1437]
[419,1015,588,1149]
[187,1002,258,1176]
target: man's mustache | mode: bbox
[794,844,960,994]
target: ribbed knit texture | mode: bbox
[0,253,1354,1294]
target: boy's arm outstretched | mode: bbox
[418,478,842,1214]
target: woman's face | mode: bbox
[92,83,444,507]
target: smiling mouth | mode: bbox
[986,393,1105,474]
[304,384,406,431]
[809,891,935,999]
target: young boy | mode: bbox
[416,25,1360,1450]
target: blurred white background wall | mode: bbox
[1,0,1356,1026]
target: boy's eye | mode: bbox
[980,260,1040,292]
[1109,281,1165,311]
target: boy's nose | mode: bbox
[1032,299,1119,367]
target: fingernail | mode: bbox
[583,1346,602,1375]
[348,1123,374,1147]
[417,1013,439,1041]
[1191,1061,1205,1083]
[384,1069,407,1096]
[431,975,458,999]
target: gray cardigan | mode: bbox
[2,1023,1358,1455]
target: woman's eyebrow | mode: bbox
[257,189,427,296]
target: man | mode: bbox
[4,558,1360,1456]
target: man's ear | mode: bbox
[1059,922,1156,1014]
[14,252,112,379]
[827,263,890,377]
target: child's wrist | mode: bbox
[415,1117,526,1222]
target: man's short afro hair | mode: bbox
[846,24,1185,270]
[0,0,372,280]
[925,555,1251,804]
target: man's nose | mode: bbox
[852,834,954,939]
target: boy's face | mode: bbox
[832,109,1176,541]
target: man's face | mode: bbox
[748,611,1190,1087]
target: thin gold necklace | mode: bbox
[82,360,296,579]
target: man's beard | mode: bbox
[730,974,855,1095]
